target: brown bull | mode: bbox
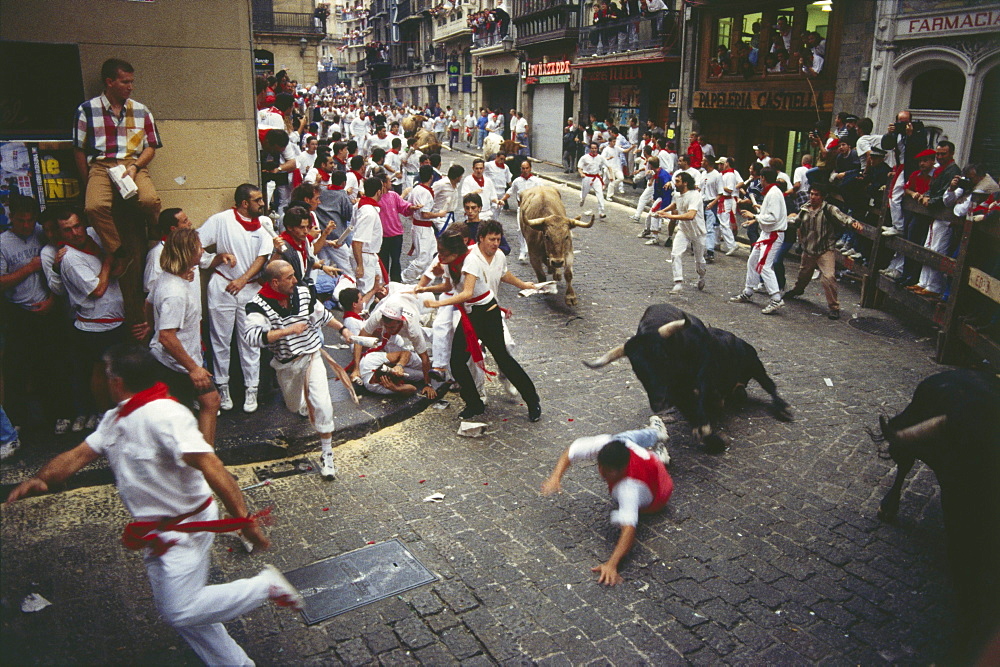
[400,114,427,134]
[519,185,594,306]
[413,128,442,155]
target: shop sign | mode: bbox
[582,65,642,82]
[896,8,1000,40]
[526,74,570,85]
[448,61,460,93]
[523,60,571,78]
[693,89,831,112]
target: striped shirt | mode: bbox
[244,285,332,362]
[74,94,162,162]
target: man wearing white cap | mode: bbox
[352,294,438,399]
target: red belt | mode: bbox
[77,316,124,324]
[753,231,781,274]
[413,220,433,228]
[122,497,273,557]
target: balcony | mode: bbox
[252,11,326,35]
[511,5,576,48]
[433,9,473,43]
[577,10,681,58]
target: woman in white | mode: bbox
[149,228,221,444]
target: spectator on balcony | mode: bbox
[622,0,641,50]
[909,141,962,298]
[592,0,617,55]
[806,30,826,58]
[771,16,793,53]
[644,0,667,37]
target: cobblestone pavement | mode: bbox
[0,151,958,665]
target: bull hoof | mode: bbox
[729,386,748,404]
[877,505,898,523]
[565,294,577,307]
[703,433,728,454]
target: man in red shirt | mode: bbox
[686,131,703,170]
[542,417,672,585]
[898,148,936,287]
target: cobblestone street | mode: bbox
[1,165,957,665]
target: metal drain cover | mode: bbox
[283,539,437,624]
[848,316,911,339]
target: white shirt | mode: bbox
[660,150,677,174]
[86,398,214,521]
[150,271,204,373]
[40,244,65,296]
[460,175,499,218]
[0,225,48,307]
[352,201,383,253]
[196,209,271,283]
[385,150,403,184]
[407,183,436,222]
[433,179,462,219]
[507,175,543,207]
[578,153,608,178]
[62,240,125,331]
[792,165,811,194]
[514,117,528,135]
[757,184,788,233]
[361,294,429,354]
[568,434,655,527]
[600,145,620,171]
[721,170,740,196]
[460,243,505,308]
[673,189,707,235]
[484,160,512,194]
[700,170,723,201]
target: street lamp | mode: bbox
[299,37,309,57]
[406,46,415,59]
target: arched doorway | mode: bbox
[970,64,1000,175]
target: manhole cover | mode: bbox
[848,316,911,339]
[283,539,437,624]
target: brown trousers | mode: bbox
[791,250,839,312]
[84,158,160,325]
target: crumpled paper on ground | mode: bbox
[21,593,52,612]
[518,281,557,297]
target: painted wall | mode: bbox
[0,0,258,225]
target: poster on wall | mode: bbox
[0,141,83,232]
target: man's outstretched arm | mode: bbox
[541,447,572,495]
[592,524,636,586]
[5,443,100,503]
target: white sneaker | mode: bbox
[629,214,640,221]
[262,565,305,610]
[218,384,233,411]
[649,415,669,443]
[761,299,785,315]
[54,418,71,435]
[298,403,310,418]
[243,387,258,413]
[320,451,337,480]
[725,245,740,256]
[645,238,659,246]
[654,443,671,467]
[882,228,901,237]
[518,253,528,264]
[500,375,519,397]
[671,282,683,294]
[0,436,21,461]
[71,415,87,432]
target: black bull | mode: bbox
[871,369,1000,658]
[584,304,792,453]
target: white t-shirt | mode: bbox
[460,175,499,218]
[143,241,164,294]
[792,165,811,194]
[567,434,655,527]
[360,295,429,354]
[508,175,544,207]
[484,160,512,194]
[514,117,528,134]
[700,170,723,201]
[196,209,271,283]
[407,183,436,222]
[352,202,383,253]
[673,188,707,235]
[150,271,204,373]
[578,153,608,177]
[460,244,506,308]
[62,242,125,332]
[86,398,214,521]
[0,225,48,308]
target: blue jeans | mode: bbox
[704,205,719,251]
[477,128,487,148]
[616,427,659,450]
[773,239,794,290]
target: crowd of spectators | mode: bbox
[709,15,826,79]
[587,0,670,55]
[469,5,510,47]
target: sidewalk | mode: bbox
[0,329,444,493]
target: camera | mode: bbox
[955,177,974,191]
[889,119,924,135]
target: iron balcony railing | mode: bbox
[252,11,325,35]
[577,10,680,57]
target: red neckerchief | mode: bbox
[358,196,380,209]
[389,148,399,154]
[280,231,310,267]
[350,169,364,182]
[722,168,735,174]
[932,158,953,179]
[267,106,284,117]
[328,183,345,190]
[233,208,261,232]
[445,250,470,284]
[316,168,331,182]
[472,174,485,187]
[61,240,100,256]
[160,235,168,243]
[258,283,289,306]
[343,311,362,320]
[763,183,780,196]
[419,183,434,196]
[333,156,347,167]
[116,382,176,420]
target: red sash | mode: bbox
[753,231,780,274]
[121,497,273,557]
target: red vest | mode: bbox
[609,449,673,514]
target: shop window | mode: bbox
[910,68,965,111]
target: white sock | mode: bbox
[320,436,333,456]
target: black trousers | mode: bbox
[379,234,404,283]
[450,301,538,410]
[3,304,74,423]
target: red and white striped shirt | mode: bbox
[74,94,162,162]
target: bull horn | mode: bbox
[573,212,596,229]
[583,345,625,368]
[893,415,947,443]
[658,318,687,338]
[526,215,551,228]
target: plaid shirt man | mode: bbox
[74,93,162,162]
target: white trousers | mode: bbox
[432,302,458,370]
[145,503,271,667]
[207,275,260,388]
[319,242,354,275]
[401,225,436,283]
[359,351,423,394]
[353,252,380,294]
[672,223,708,284]
[635,185,653,218]
[918,219,951,294]
[272,350,334,433]
[605,167,624,199]
[580,176,606,214]
[887,173,907,272]
[743,231,784,299]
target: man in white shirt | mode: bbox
[351,177,387,293]
[717,156,742,256]
[144,208,192,295]
[657,172,708,293]
[401,165,453,283]
[295,136,319,185]
[578,142,609,218]
[701,158,732,260]
[6,344,304,667]
[508,108,518,141]
[197,184,272,412]
[730,166,788,314]
[541,416,672,586]
[500,160,545,261]
[401,137,424,191]
[484,152,513,208]
[791,153,812,210]
[514,112,530,156]
[461,158,501,220]
[352,294,437,399]
[600,135,625,200]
